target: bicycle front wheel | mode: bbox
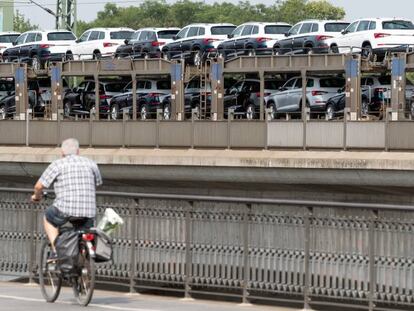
[72,243,95,306]
[39,239,62,302]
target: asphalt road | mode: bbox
[0,282,299,311]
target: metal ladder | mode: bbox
[198,60,211,119]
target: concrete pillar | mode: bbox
[391,56,406,120]
[345,57,360,120]
[14,65,28,120]
[50,65,63,120]
[210,61,224,121]
[259,70,265,121]
[94,74,100,120]
[170,62,184,120]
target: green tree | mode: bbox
[75,0,346,35]
[13,10,38,33]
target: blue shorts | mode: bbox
[45,206,94,229]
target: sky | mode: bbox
[11,0,414,31]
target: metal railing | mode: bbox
[0,187,413,310]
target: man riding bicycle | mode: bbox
[31,138,102,261]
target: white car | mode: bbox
[265,76,345,118]
[217,22,292,58]
[328,18,414,59]
[66,27,135,60]
[2,30,76,69]
[0,32,20,59]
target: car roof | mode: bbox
[21,29,74,34]
[183,23,235,27]
[86,27,135,32]
[0,32,20,35]
[295,20,349,24]
[354,17,412,22]
[136,27,181,32]
[239,22,292,26]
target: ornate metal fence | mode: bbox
[0,187,413,311]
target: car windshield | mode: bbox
[264,25,291,35]
[110,31,134,40]
[378,76,392,84]
[382,21,414,30]
[157,30,179,39]
[324,23,350,32]
[265,80,285,90]
[319,78,345,88]
[156,80,171,90]
[0,34,19,43]
[104,82,128,92]
[47,32,76,41]
[130,32,140,41]
[211,26,236,35]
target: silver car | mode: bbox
[265,76,345,118]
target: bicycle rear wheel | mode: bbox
[39,239,62,302]
[72,243,95,306]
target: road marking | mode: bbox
[0,294,160,311]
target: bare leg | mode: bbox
[44,216,58,252]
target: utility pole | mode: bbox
[28,0,77,33]
[56,0,77,34]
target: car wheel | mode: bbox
[361,98,369,116]
[247,49,255,57]
[93,51,102,60]
[163,103,171,120]
[110,104,119,120]
[31,55,42,70]
[193,50,202,67]
[362,43,373,60]
[268,102,277,120]
[326,104,334,120]
[65,52,73,61]
[140,104,149,120]
[330,45,339,54]
[63,101,71,117]
[245,103,256,120]
[0,105,6,120]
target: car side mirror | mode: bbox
[75,38,81,43]
[12,41,16,46]
[337,88,342,93]
[6,91,12,96]
[341,30,348,35]
[172,35,178,40]
[285,33,290,37]
[227,34,234,39]
[124,39,129,45]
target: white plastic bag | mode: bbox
[97,208,124,235]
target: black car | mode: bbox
[115,28,180,59]
[224,78,284,119]
[0,80,47,119]
[273,20,350,55]
[109,79,171,120]
[63,79,128,118]
[3,30,76,70]
[217,22,291,59]
[325,89,371,120]
[162,23,236,66]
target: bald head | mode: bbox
[61,138,79,156]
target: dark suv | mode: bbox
[115,28,180,59]
[273,20,350,54]
[162,23,236,66]
[218,22,291,59]
[224,78,284,119]
[63,79,128,118]
[0,79,49,119]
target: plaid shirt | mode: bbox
[39,155,102,218]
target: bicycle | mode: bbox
[38,218,97,306]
